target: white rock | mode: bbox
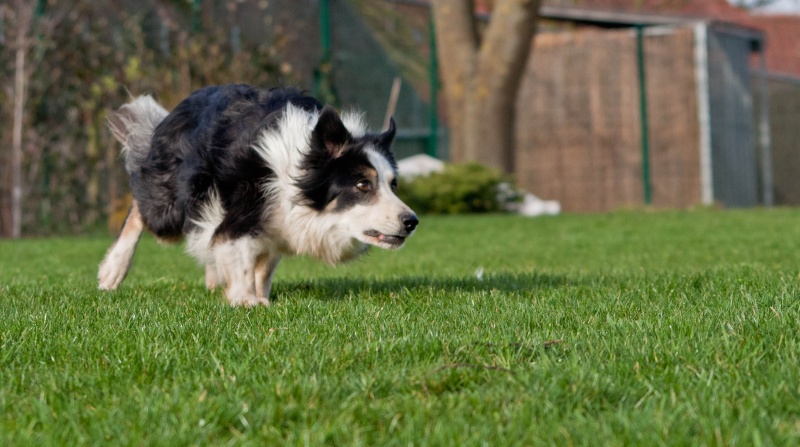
[397,154,445,178]
[508,192,561,217]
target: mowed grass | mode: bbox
[1,209,800,446]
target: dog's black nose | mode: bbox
[401,214,419,232]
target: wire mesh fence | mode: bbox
[706,26,760,208]
[0,0,435,236]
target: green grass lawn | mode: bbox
[1,209,800,446]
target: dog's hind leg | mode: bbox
[205,262,222,291]
[255,254,282,303]
[98,201,145,290]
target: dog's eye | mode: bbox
[356,180,372,192]
[390,179,398,190]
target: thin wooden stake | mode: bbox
[383,77,402,131]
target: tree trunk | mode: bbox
[430,0,478,163]
[11,1,34,238]
[431,0,540,173]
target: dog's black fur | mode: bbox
[133,85,323,241]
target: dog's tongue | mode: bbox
[378,234,386,241]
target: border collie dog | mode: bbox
[98,84,418,306]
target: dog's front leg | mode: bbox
[255,254,282,304]
[98,201,144,290]
[213,238,269,307]
[205,261,222,291]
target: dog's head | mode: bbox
[296,106,418,249]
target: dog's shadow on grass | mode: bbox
[273,271,573,302]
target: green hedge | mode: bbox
[396,163,521,214]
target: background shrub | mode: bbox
[395,163,521,214]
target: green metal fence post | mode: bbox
[427,14,439,158]
[35,0,46,18]
[313,0,336,104]
[636,25,652,206]
[320,0,331,63]
[192,0,201,33]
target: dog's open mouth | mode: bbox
[363,229,406,247]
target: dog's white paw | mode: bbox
[228,294,270,307]
[98,233,140,290]
[98,259,126,290]
[224,286,269,307]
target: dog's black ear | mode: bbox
[312,105,351,158]
[371,117,398,170]
[377,117,397,148]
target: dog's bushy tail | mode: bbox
[99,96,167,290]
[108,95,169,174]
